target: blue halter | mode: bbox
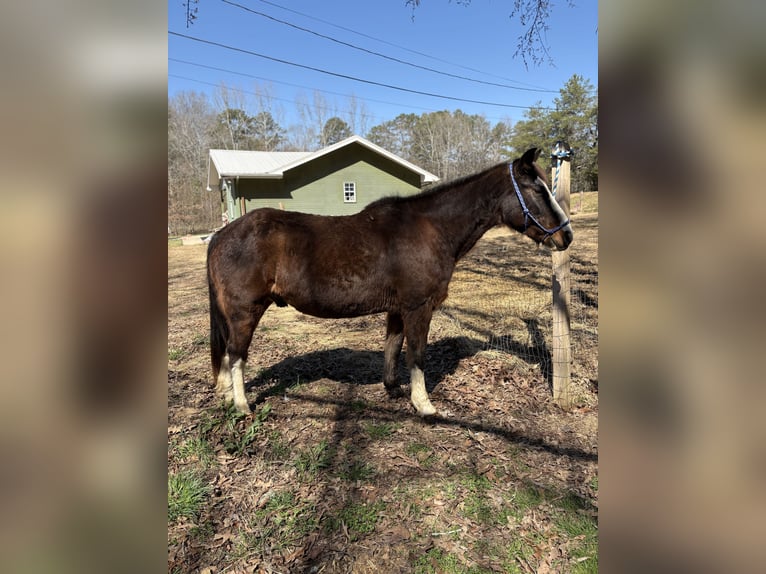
[509,162,570,242]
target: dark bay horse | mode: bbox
[207,147,573,416]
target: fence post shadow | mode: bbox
[484,318,553,392]
[523,317,553,392]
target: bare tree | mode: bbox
[344,94,371,137]
[252,82,287,150]
[168,91,219,234]
[212,83,253,150]
[408,110,509,180]
[293,90,341,150]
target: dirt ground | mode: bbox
[168,194,598,573]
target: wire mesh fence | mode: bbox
[436,197,598,401]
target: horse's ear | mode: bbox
[520,147,541,168]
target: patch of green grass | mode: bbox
[349,400,367,412]
[550,492,598,573]
[503,537,538,573]
[168,348,185,361]
[338,460,376,482]
[245,490,319,554]
[406,442,430,456]
[443,479,460,500]
[390,485,424,520]
[323,500,384,541]
[557,491,591,514]
[363,421,398,440]
[464,492,494,525]
[413,548,461,574]
[555,493,598,574]
[176,436,215,467]
[263,490,295,511]
[265,429,290,461]
[459,473,494,525]
[294,439,334,479]
[168,469,210,522]
[192,333,209,347]
[413,547,494,574]
[189,520,215,541]
[197,402,272,456]
[222,403,271,455]
[509,483,544,518]
[406,442,436,467]
[457,472,516,527]
[197,405,234,438]
[461,472,491,492]
[560,509,598,574]
[571,550,598,574]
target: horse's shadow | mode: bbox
[246,336,484,402]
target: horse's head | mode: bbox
[502,148,573,251]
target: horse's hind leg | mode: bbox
[383,313,405,398]
[403,307,437,416]
[227,301,270,414]
[216,354,234,402]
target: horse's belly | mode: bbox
[275,280,390,319]
[288,292,385,319]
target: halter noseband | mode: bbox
[509,162,570,242]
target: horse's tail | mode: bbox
[207,241,228,380]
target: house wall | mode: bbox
[236,143,424,216]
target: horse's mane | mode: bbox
[362,160,509,212]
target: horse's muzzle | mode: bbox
[545,226,574,251]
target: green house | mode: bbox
[206,135,439,224]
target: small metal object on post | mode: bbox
[551,141,572,198]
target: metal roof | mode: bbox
[207,150,311,184]
[207,135,439,190]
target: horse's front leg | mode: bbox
[383,313,405,398]
[403,307,437,416]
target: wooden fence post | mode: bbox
[551,142,573,408]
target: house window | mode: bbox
[343,182,356,203]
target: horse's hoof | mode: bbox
[234,402,251,415]
[385,385,405,398]
[414,402,437,417]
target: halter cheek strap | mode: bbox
[509,163,570,241]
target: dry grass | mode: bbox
[168,193,598,573]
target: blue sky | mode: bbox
[168,0,597,130]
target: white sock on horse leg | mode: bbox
[410,366,436,416]
[230,357,250,413]
[216,354,234,401]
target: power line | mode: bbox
[253,0,554,91]
[169,59,525,123]
[170,58,466,117]
[168,31,552,111]
[221,0,555,93]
